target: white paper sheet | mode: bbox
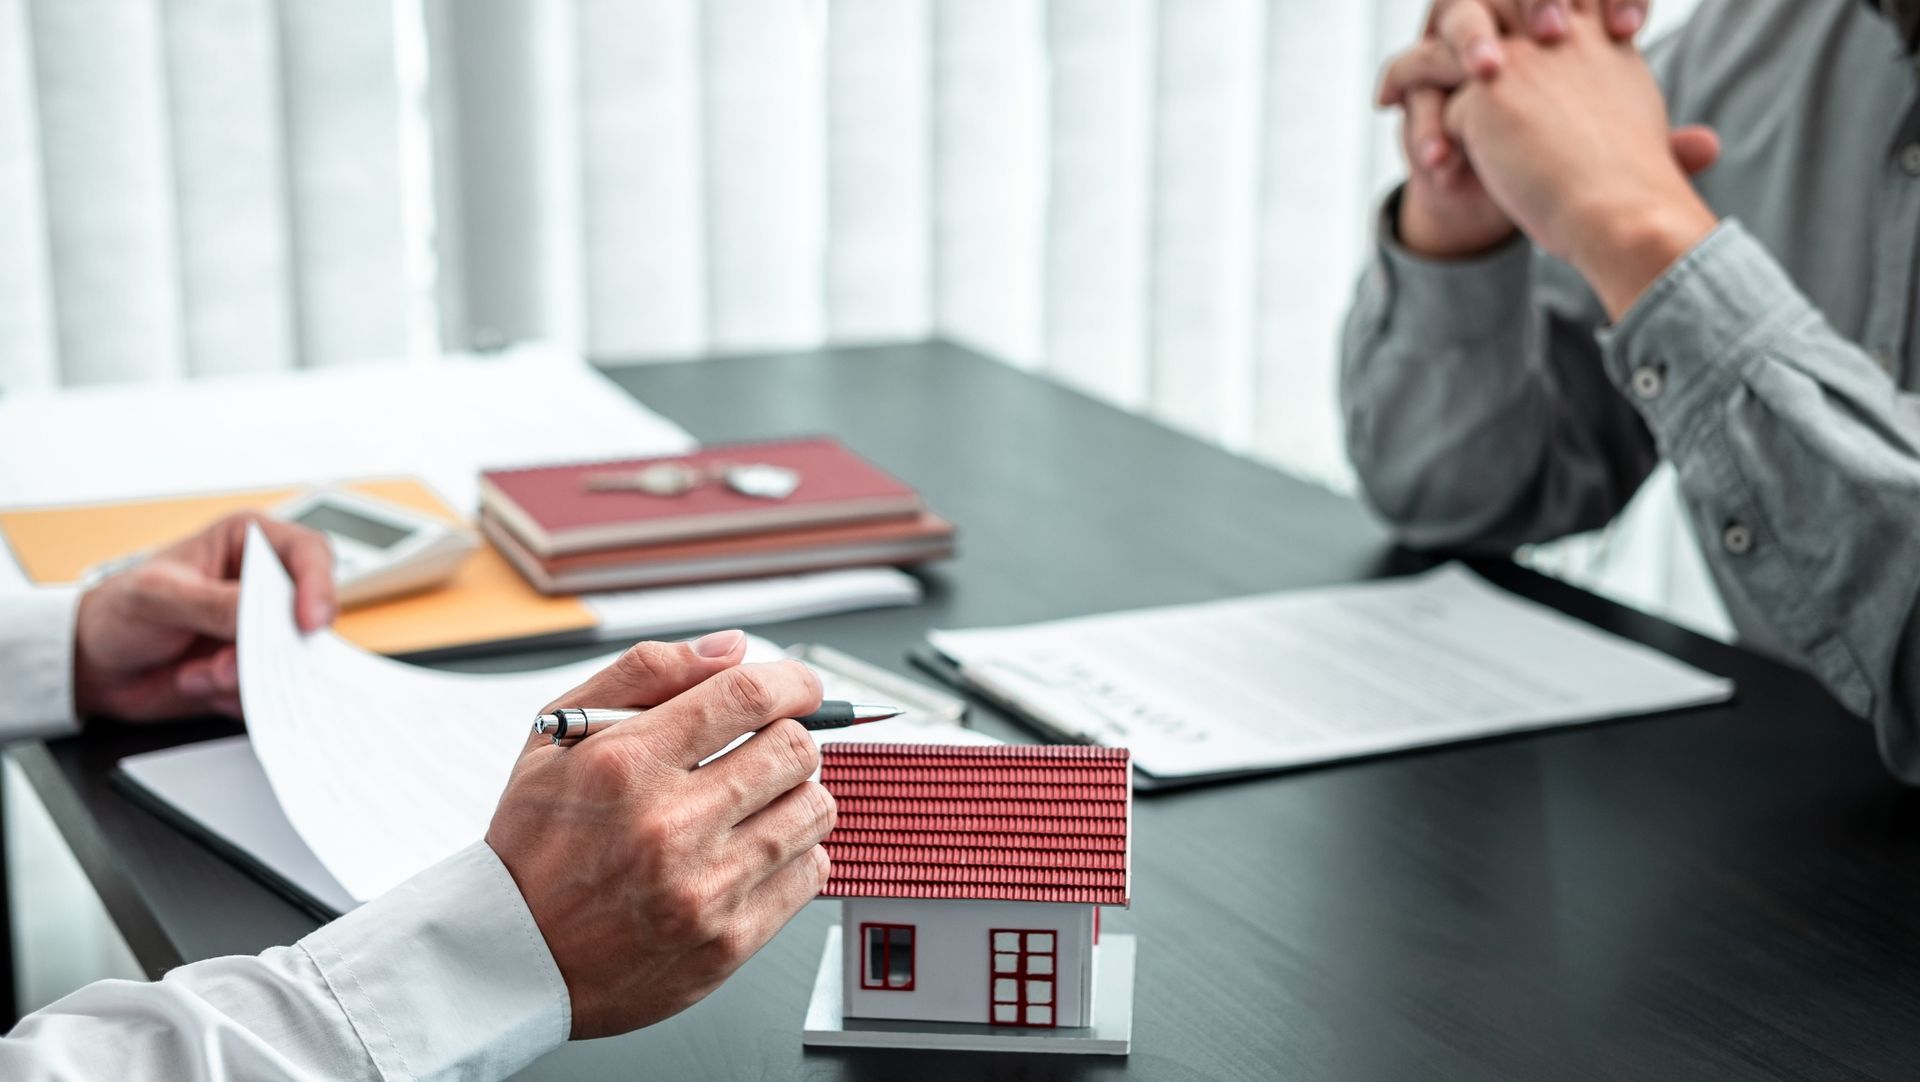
[0,344,693,515]
[585,568,922,641]
[237,528,985,903]
[929,564,1735,780]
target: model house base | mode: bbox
[802,925,1135,1055]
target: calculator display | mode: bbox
[292,503,414,550]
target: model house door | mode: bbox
[989,929,1058,1027]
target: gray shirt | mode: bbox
[1340,0,1920,779]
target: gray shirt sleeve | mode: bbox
[1339,193,1660,552]
[1599,220,1920,782]
[1341,206,1920,781]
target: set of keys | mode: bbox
[582,460,803,500]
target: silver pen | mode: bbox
[532,701,904,746]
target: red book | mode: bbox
[480,437,924,556]
[481,510,955,594]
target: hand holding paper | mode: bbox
[237,525,844,1040]
[76,513,335,722]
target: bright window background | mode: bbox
[0,0,1715,632]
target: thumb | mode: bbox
[1670,125,1721,176]
[541,630,749,715]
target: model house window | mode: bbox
[990,929,1059,1027]
[861,924,915,990]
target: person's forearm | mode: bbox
[2,945,366,1081]
[1567,184,1720,322]
[1343,190,1657,551]
[0,842,568,1081]
[1341,235,1542,549]
[1397,177,1519,261]
[1600,220,1920,779]
[0,588,82,741]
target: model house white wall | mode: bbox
[839,898,1097,1027]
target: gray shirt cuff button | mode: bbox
[1723,522,1755,556]
[1630,365,1667,401]
[1901,141,1920,177]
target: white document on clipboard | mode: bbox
[927,565,1733,782]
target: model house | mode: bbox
[818,742,1132,1030]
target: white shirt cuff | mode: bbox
[0,587,83,741]
[298,840,570,1081]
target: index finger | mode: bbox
[616,660,824,770]
[1423,0,1519,38]
[1602,0,1647,39]
[1521,0,1573,41]
[1437,0,1506,78]
[1378,39,1471,107]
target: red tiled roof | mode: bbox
[818,743,1131,906]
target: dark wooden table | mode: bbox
[16,341,1920,1081]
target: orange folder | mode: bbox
[0,478,598,657]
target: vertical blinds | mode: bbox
[0,0,412,389]
[1,0,1449,486]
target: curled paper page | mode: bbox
[238,525,618,901]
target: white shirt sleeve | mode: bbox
[0,588,83,742]
[0,840,570,1081]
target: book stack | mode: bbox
[480,437,955,595]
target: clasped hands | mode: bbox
[1380,0,1722,319]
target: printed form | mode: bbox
[929,565,1734,780]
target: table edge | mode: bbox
[9,741,182,980]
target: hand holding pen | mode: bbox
[489,630,843,1037]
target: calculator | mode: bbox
[274,489,479,608]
